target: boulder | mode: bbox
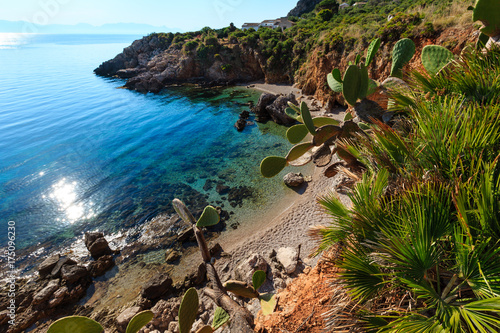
[253,93,278,122]
[141,273,173,299]
[234,118,246,131]
[117,306,142,329]
[87,255,115,277]
[48,286,68,308]
[186,263,207,286]
[50,257,77,278]
[150,299,180,331]
[283,173,305,187]
[276,247,299,275]
[61,265,89,284]
[32,279,60,305]
[234,254,269,283]
[265,94,298,125]
[85,232,113,259]
[38,254,60,279]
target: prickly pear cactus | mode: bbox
[343,65,362,106]
[252,270,267,291]
[473,0,500,37]
[259,293,277,316]
[179,288,199,333]
[260,156,288,178]
[286,124,309,144]
[421,45,454,76]
[365,38,381,66]
[212,307,230,330]
[300,102,316,135]
[223,280,260,298]
[47,316,103,333]
[126,311,154,333]
[196,205,220,228]
[390,38,416,78]
[286,142,313,162]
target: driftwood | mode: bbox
[173,199,254,332]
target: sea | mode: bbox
[0,33,302,271]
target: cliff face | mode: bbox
[288,0,322,17]
[296,25,478,108]
[94,34,280,93]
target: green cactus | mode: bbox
[327,71,343,93]
[312,125,342,146]
[252,270,267,291]
[286,142,314,162]
[48,316,104,333]
[224,280,260,298]
[300,102,316,135]
[421,45,454,76]
[365,38,381,66]
[259,293,277,316]
[179,288,199,333]
[196,205,220,228]
[286,124,309,144]
[343,65,362,105]
[473,0,500,37]
[212,307,231,330]
[260,156,288,178]
[285,107,299,120]
[390,38,416,78]
[359,64,369,100]
[313,117,340,127]
[287,101,301,114]
[126,311,154,333]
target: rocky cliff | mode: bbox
[288,0,323,17]
[94,34,287,93]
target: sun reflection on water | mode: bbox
[0,33,32,49]
[45,178,95,223]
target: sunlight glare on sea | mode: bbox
[0,33,32,49]
[45,178,95,224]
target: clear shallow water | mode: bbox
[0,34,297,254]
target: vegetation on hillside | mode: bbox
[145,0,474,83]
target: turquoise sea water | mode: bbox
[0,33,297,256]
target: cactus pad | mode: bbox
[286,142,313,162]
[196,326,214,333]
[260,156,288,178]
[212,307,230,330]
[286,124,309,144]
[259,293,277,316]
[224,280,260,298]
[327,72,343,93]
[365,38,381,66]
[47,316,103,333]
[196,205,220,228]
[252,270,267,291]
[300,102,316,135]
[359,64,369,100]
[343,65,362,106]
[126,311,154,333]
[390,38,416,78]
[287,102,301,114]
[313,117,340,127]
[172,199,196,225]
[473,0,500,37]
[312,125,342,146]
[179,288,199,333]
[421,45,454,76]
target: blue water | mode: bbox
[0,33,295,253]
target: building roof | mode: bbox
[242,23,260,27]
[261,19,279,24]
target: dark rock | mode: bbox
[253,93,278,122]
[38,254,60,279]
[116,67,145,78]
[85,232,113,259]
[48,286,68,308]
[288,0,323,17]
[265,94,298,125]
[203,179,214,191]
[32,279,60,305]
[87,255,115,278]
[216,184,230,195]
[209,243,223,257]
[141,273,173,300]
[50,257,77,278]
[283,173,305,187]
[187,263,207,286]
[235,118,247,131]
[165,250,181,263]
[240,110,250,119]
[178,227,195,242]
[61,265,89,284]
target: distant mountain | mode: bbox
[288,0,323,17]
[0,20,183,34]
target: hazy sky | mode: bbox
[1,0,299,30]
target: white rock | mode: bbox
[276,247,299,275]
[116,306,141,328]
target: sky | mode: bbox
[0,0,300,31]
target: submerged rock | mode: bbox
[141,273,173,300]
